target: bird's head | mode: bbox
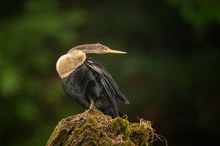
[68,43,127,55]
[56,43,127,78]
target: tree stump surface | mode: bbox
[46,108,160,146]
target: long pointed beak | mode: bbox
[104,49,127,54]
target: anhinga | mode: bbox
[56,43,129,118]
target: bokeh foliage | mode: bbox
[0,0,220,146]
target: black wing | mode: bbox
[85,59,129,115]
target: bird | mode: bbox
[56,43,129,118]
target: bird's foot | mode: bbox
[80,99,95,119]
[73,100,95,121]
[80,109,90,120]
[71,110,90,121]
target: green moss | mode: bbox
[111,117,131,140]
[47,108,162,146]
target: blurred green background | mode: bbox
[0,0,220,145]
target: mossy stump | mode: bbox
[46,108,158,146]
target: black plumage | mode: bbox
[56,43,129,118]
[61,58,129,117]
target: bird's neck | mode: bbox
[56,50,86,78]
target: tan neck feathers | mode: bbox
[56,51,86,78]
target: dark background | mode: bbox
[0,0,219,145]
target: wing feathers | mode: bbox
[85,59,129,116]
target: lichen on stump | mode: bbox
[46,108,160,146]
